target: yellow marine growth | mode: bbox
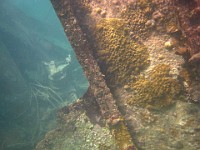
[94,18,149,87]
[110,120,137,150]
[121,0,154,40]
[128,64,183,109]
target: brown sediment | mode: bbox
[173,0,200,63]
[171,0,200,104]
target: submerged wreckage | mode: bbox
[36,0,200,150]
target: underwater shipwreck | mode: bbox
[1,0,200,150]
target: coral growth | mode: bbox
[120,0,181,46]
[110,120,137,150]
[94,18,149,87]
[121,0,155,40]
[127,64,183,109]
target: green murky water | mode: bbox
[0,0,88,149]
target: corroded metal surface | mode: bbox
[172,0,200,103]
[173,0,200,63]
[51,0,119,121]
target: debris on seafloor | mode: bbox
[36,0,200,150]
[36,102,120,150]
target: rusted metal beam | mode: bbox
[50,0,137,149]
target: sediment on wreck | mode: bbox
[50,0,137,149]
[173,0,200,74]
[171,0,200,104]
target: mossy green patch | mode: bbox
[127,64,183,109]
[94,18,150,87]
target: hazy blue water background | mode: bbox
[0,0,88,149]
